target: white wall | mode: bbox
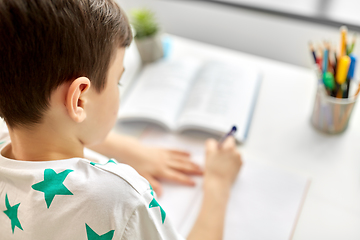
[118,0,360,72]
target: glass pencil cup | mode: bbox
[311,84,358,134]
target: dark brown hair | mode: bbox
[0,0,132,128]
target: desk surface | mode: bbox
[121,35,360,239]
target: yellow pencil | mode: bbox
[340,26,348,57]
[336,55,351,85]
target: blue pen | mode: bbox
[347,55,356,79]
[344,55,356,98]
[218,126,237,147]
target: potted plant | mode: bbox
[131,8,164,63]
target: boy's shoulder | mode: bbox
[85,158,151,196]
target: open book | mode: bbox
[118,59,262,142]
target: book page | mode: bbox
[140,129,309,240]
[118,59,201,130]
[176,61,261,141]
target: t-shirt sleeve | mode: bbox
[121,189,185,240]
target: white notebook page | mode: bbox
[140,129,310,240]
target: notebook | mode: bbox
[140,129,310,240]
[118,58,262,143]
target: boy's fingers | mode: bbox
[164,169,195,186]
[168,152,192,163]
[167,150,203,174]
[167,159,203,175]
[168,152,202,168]
[167,149,191,157]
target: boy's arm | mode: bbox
[88,131,203,196]
[187,182,231,240]
[187,137,242,240]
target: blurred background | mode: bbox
[118,0,360,68]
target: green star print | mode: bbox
[86,224,114,240]
[3,194,23,233]
[32,169,73,208]
[150,184,154,196]
[149,184,166,223]
[149,187,166,224]
[90,159,117,166]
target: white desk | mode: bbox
[119,35,360,240]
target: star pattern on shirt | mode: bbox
[3,194,23,234]
[150,184,154,196]
[85,223,114,240]
[90,159,117,166]
[32,169,73,208]
[148,184,166,224]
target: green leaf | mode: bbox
[131,8,159,39]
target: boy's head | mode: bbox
[0,0,132,129]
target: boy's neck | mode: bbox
[3,125,84,161]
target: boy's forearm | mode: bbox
[187,182,231,240]
[87,131,138,163]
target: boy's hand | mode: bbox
[88,132,203,197]
[204,137,242,190]
[187,137,242,240]
[123,146,203,196]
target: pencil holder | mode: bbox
[311,84,358,134]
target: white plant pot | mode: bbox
[135,34,164,63]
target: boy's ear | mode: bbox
[66,77,91,123]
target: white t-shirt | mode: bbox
[0,124,184,240]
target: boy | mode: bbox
[0,0,242,239]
